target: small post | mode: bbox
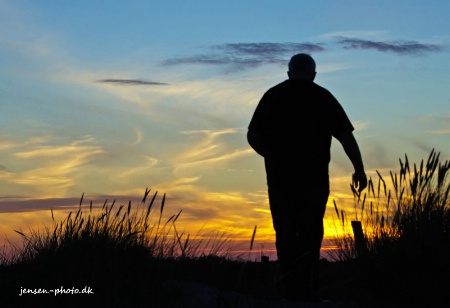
[351,220,368,260]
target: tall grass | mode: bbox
[7,189,235,264]
[0,189,249,306]
[11,190,166,262]
[332,149,450,304]
[334,149,450,260]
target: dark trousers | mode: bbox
[268,187,329,301]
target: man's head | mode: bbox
[288,53,316,81]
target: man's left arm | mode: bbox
[334,130,367,192]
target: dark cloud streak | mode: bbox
[0,195,146,213]
[337,37,443,55]
[97,79,169,86]
[163,42,325,72]
[162,38,443,72]
[214,42,324,56]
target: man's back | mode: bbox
[249,78,354,189]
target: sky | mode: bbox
[1,0,450,258]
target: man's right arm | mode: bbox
[334,130,367,192]
[247,129,266,157]
[248,91,271,158]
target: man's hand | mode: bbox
[335,131,367,193]
[352,170,367,193]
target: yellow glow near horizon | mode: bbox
[0,165,376,261]
[0,191,358,261]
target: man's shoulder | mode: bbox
[266,80,290,92]
[309,81,334,96]
[259,80,289,102]
[307,82,339,104]
[268,79,330,90]
[262,80,338,106]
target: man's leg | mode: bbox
[295,189,328,300]
[269,188,328,301]
[269,190,304,300]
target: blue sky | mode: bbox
[1,0,450,253]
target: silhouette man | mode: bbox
[247,53,367,302]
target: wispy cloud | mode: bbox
[96,79,169,86]
[417,114,450,135]
[176,128,240,160]
[5,136,106,198]
[176,149,254,172]
[336,37,443,55]
[321,30,389,39]
[419,114,450,122]
[431,129,450,135]
[170,128,254,180]
[353,121,369,131]
[0,141,16,150]
[0,197,82,213]
[163,42,325,72]
[14,135,103,159]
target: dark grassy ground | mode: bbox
[1,241,449,307]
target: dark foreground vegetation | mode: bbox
[332,149,450,306]
[1,150,449,307]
